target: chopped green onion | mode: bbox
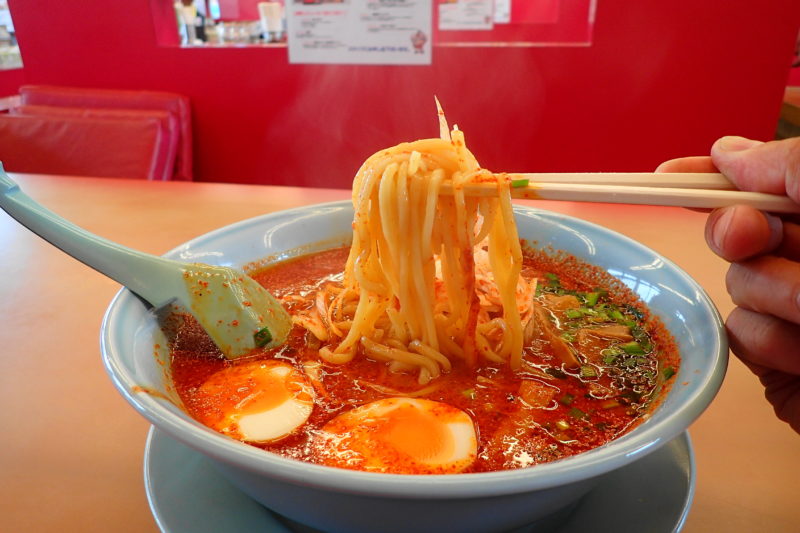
[559,393,575,406]
[630,326,646,339]
[600,346,623,365]
[462,388,477,400]
[602,353,618,365]
[510,178,529,188]
[602,346,624,356]
[601,399,621,409]
[569,407,587,419]
[584,291,601,307]
[626,305,645,321]
[609,309,625,322]
[560,332,576,342]
[564,308,583,319]
[254,327,272,347]
[663,367,676,380]
[620,341,646,355]
[580,365,598,378]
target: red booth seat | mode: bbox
[0,114,166,180]
[9,104,179,182]
[17,85,192,181]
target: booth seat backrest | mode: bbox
[0,114,166,180]
[9,104,179,182]
[18,85,192,181]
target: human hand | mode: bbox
[657,136,800,433]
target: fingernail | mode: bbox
[716,136,763,153]
[710,207,735,251]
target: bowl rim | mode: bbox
[101,200,728,499]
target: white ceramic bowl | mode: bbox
[101,201,727,533]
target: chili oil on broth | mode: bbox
[168,246,679,475]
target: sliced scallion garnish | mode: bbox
[569,407,587,419]
[253,327,272,347]
[620,341,646,355]
[584,291,601,307]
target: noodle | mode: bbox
[300,121,532,384]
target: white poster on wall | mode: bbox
[493,0,511,24]
[287,0,432,65]
[438,0,493,31]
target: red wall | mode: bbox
[6,1,800,187]
[0,68,24,98]
[788,66,800,86]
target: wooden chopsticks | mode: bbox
[446,173,800,214]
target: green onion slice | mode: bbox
[254,327,273,347]
[620,341,646,355]
[569,407,587,419]
[584,291,601,307]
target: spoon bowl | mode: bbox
[0,165,291,358]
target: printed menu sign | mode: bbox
[438,0,493,31]
[287,0,432,65]
[493,0,510,24]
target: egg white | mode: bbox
[195,360,314,443]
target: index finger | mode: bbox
[655,156,718,174]
[711,136,800,202]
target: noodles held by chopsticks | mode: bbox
[299,115,532,384]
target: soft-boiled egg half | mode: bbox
[194,360,314,443]
[313,397,478,474]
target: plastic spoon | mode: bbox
[0,165,292,358]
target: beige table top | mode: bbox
[1,174,798,532]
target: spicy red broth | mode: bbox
[168,246,679,474]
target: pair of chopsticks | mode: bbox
[449,173,800,214]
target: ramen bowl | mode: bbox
[101,201,727,533]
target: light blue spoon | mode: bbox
[0,165,291,358]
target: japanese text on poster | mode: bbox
[287,0,432,65]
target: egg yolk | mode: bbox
[194,360,314,443]
[313,398,477,474]
[377,404,455,463]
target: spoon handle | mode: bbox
[0,166,179,306]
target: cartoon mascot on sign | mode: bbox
[411,30,427,54]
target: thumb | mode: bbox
[711,136,800,202]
